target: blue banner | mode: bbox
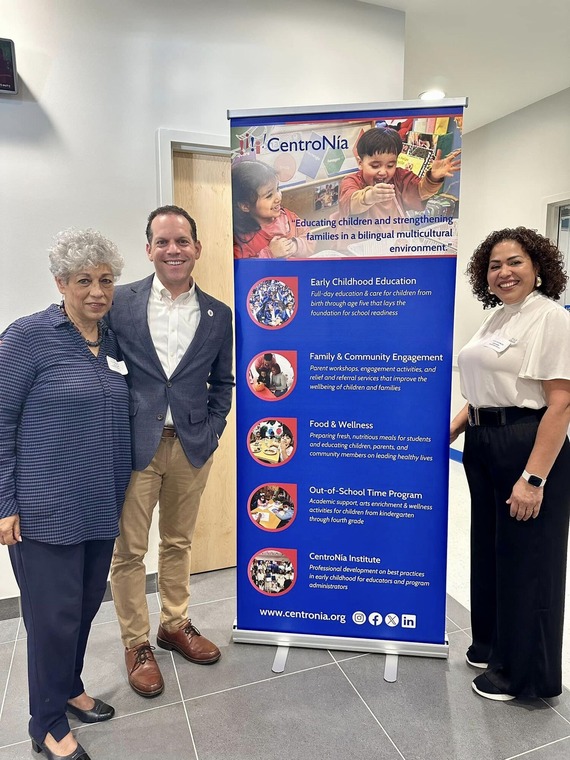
[230,102,464,650]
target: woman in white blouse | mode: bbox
[450,227,570,702]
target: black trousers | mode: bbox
[463,414,570,698]
[9,537,114,742]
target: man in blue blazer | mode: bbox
[108,205,234,697]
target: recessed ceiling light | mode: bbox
[418,89,446,101]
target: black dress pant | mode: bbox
[9,537,114,742]
[463,414,570,698]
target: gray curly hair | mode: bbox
[48,228,124,281]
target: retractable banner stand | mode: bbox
[230,100,466,658]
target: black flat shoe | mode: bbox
[30,734,91,760]
[66,697,115,723]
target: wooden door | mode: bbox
[173,150,235,573]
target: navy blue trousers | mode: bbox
[463,416,570,698]
[9,538,114,743]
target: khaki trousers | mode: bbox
[110,437,213,648]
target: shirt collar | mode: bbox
[49,302,108,338]
[502,288,542,314]
[48,303,68,327]
[151,275,195,304]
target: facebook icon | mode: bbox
[368,612,383,626]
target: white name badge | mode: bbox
[107,356,128,375]
[484,335,513,354]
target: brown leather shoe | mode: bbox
[156,620,221,664]
[124,641,164,697]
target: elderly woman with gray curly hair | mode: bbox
[0,229,132,760]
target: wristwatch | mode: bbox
[522,469,546,488]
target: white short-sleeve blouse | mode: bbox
[458,291,570,409]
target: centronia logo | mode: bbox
[266,135,349,153]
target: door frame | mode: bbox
[543,190,570,306]
[543,190,570,238]
[157,129,237,573]
[156,128,231,205]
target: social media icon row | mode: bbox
[351,611,417,628]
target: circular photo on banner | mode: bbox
[248,484,297,532]
[247,351,297,401]
[247,277,298,330]
[248,548,297,596]
[273,153,297,183]
[248,418,297,467]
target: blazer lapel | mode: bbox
[128,276,166,377]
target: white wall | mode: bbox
[0,0,404,328]
[0,0,405,599]
[450,87,570,431]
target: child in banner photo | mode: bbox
[338,127,461,222]
[256,367,271,389]
[232,160,315,259]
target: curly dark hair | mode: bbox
[466,227,567,308]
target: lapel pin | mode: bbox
[208,309,214,317]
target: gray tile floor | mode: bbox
[1,567,569,760]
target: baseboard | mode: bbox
[0,595,21,622]
[0,572,159,622]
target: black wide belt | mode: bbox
[467,405,546,427]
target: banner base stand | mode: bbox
[232,624,449,660]
[272,645,289,673]
[384,654,399,682]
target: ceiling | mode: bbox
[359,0,570,133]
